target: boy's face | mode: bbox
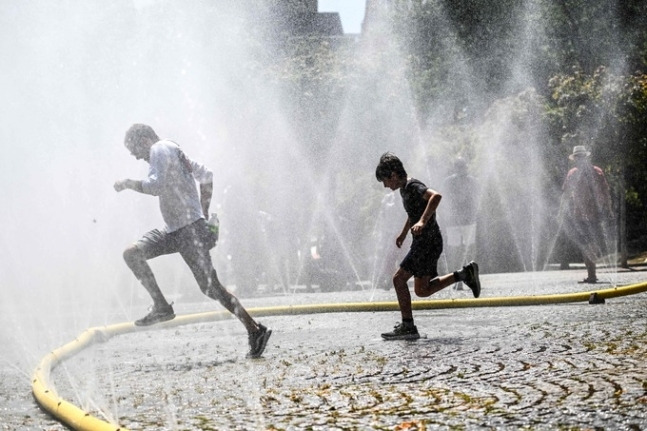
[381,172,401,191]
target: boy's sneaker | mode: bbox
[135,303,175,326]
[247,324,272,358]
[381,322,420,341]
[463,261,481,298]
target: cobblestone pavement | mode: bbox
[3,268,647,430]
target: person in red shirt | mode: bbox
[561,145,613,283]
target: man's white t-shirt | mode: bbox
[141,140,213,232]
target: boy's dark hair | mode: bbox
[124,124,160,149]
[375,152,407,181]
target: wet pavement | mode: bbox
[3,266,647,430]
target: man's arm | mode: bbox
[596,169,614,219]
[200,182,213,218]
[114,146,164,195]
[114,179,144,193]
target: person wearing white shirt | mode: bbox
[114,124,271,358]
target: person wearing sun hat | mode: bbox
[561,145,613,283]
[569,145,591,160]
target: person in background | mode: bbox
[114,123,271,358]
[560,145,613,284]
[441,157,479,290]
[375,152,481,341]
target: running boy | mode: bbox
[375,152,481,340]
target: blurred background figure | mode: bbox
[560,145,613,283]
[441,157,479,290]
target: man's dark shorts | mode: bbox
[400,233,443,278]
[136,218,216,259]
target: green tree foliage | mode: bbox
[389,0,647,122]
[389,0,525,124]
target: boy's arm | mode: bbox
[411,188,442,236]
[396,218,411,248]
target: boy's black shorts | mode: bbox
[400,233,443,278]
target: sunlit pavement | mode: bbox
[5,267,647,430]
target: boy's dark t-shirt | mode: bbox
[400,178,440,238]
[399,178,443,277]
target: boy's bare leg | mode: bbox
[415,273,455,297]
[393,268,414,320]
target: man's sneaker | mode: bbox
[134,303,175,326]
[381,322,420,341]
[247,324,272,358]
[463,261,481,298]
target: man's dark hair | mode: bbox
[124,124,160,149]
[375,152,407,181]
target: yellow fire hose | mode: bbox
[32,281,647,431]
